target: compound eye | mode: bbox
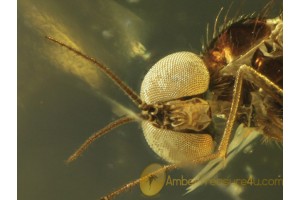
[140,52,210,104]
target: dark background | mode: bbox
[18,0,282,200]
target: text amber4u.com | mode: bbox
[165,175,283,187]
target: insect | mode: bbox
[46,1,282,199]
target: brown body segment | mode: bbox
[202,16,282,90]
[202,16,283,142]
[203,18,271,73]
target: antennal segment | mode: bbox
[45,36,142,106]
[67,116,135,163]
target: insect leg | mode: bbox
[217,64,282,157]
[100,164,175,200]
[100,153,221,199]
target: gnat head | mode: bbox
[46,36,215,164]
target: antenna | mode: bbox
[67,116,135,163]
[45,36,142,106]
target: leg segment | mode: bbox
[217,64,282,157]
